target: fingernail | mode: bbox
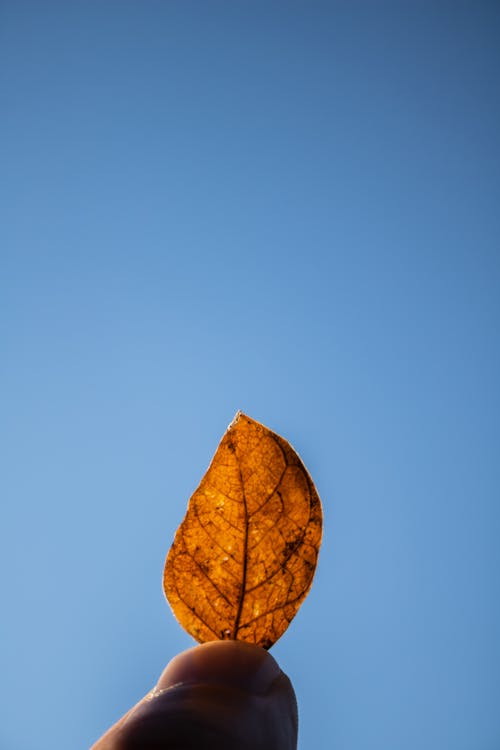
[156,640,281,695]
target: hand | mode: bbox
[91,640,298,749]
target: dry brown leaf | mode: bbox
[163,412,323,649]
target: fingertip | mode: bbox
[156,640,281,695]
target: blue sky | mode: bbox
[1,2,499,749]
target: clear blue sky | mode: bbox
[1,3,499,749]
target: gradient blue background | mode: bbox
[2,3,499,749]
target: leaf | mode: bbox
[163,412,323,649]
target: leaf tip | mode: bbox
[228,410,244,430]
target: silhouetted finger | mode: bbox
[91,641,297,750]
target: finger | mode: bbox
[91,640,297,750]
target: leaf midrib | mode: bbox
[233,465,248,638]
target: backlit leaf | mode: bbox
[163,412,323,649]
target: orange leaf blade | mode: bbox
[163,412,323,648]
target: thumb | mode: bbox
[91,640,298,750]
